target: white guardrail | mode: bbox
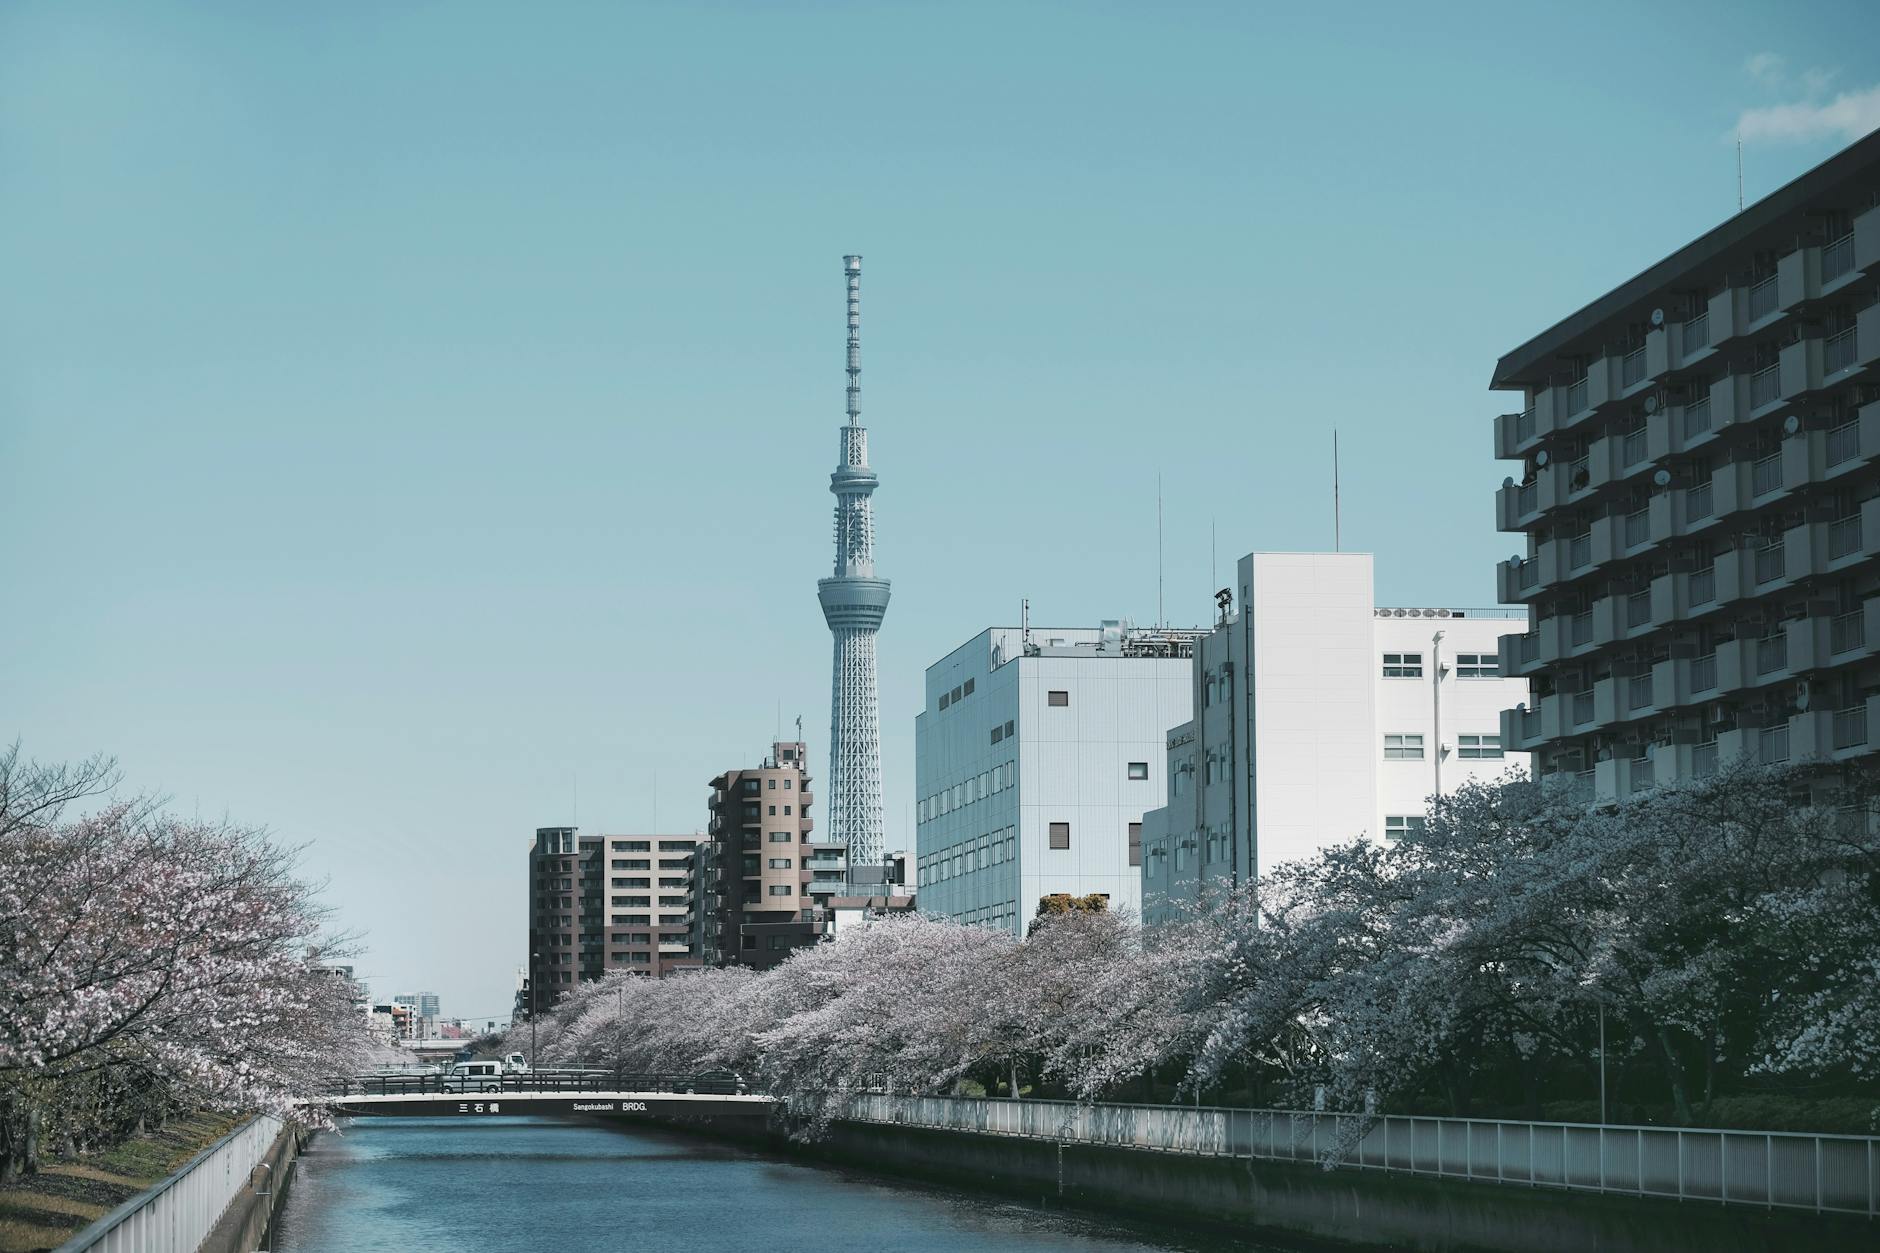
[843,1094,1879,1219]
[56,1114,282,1253]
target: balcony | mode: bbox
[1568,533,1592,572]
[1755,634,1788,676]
[1569,611,1593,649]
[1692,741,1720,778]
[1822,233,1856,285]
[1626,672,1654,712]
[1751,451,1783,497]
[1681,313,1710,357]
[1622,507,1649,550]
[1688,566,1716,607]
[1827,419,1860,468]
[1754,542,1786,586]
[1565,376,1589,418]
[1825,326,1859,376]
[1689,652,1719,695]
[1749,364,1782,411]
[1834,706,1869,751]
[1761,724,1791,764]
[1621,345,1647,389]
[1571,690,1595,728]
[1748,274,1779,323]
[1682,395,1713,441]
[1830,514,1862,561]
[1517,406,1536,442]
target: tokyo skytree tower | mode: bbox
[817,255,891,870]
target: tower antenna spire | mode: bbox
[819,255,890,868]
[846,254,862,425]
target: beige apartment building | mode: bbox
[700,740,822,969]
[524,827,704,1009]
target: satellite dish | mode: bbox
[1510,554,1524,567]
[1784,414,1801,435]
[1653,468,1672,487]
[1651,308,1665,327]
[1504,476,1516,488]
[1535,449,1551,467]
[1644,394,1659,413]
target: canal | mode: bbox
[269,1116,1308,1252]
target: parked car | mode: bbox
[442,1060,505,1093]
[686,1070,747,1095]
[502,1052,530,1074]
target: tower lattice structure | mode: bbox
[817,255,890,870]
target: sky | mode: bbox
[4,1,1879,1023]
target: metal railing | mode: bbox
[1571,691,1595,725]
[1516,406,1536,442]
[1693,741,1720,778]
[1689,653,1718,694]
[1752,451,1783,496]
[1630,754,1654,790]
[1688,566,1716,605]
[1628,674,1653,711]
[841,1095,1880,1219]
[1831,515,1863,560]
[56,1114,282,1253]
[1748,274,1778,322]
[1683,396,1712,439]
[1626,590,1651,629]
[1756,542,1786,585]
[1757,634,1788,675]
[1621,426,1648,466]
[1623,508,1649,548]
[1828,420,1861,467]
[321,1070,754,1097]
[1825,327,1859,375]
[1518,481,1537,515]
[1682,312,1710,355]
[1761,724,1791,764]
[1565,377,1588,415]
[1570,612,1593,646]
[1569,534,1592,570]
[1621,346,1646,388]
[1832,610,1865,655]
[1750,364,1782,409]
[1834,707,1868,751]
[1822,233,1856,284]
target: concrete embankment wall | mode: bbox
[644,1112,1867,1253]
[198,1123,304,1253]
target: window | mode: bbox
[611,877,649,888]
[611,858,649,870]
[1455,653,1499,679]
[1047,690,1069,707]
[768,831,792,843]
[1049,822,1070,849]
[767,778,777,790]
[1004,719,1015,736]
[1384,733,1425,760]
[784,778,793,790]
[1383,652,1423,678]
[783,805,792,815]
[963,678,975,696]
[1458,734,1503,759]
[767,857,793,868]
[766,805,776,815]
[1128,821,1143,867]
[767,884,793,896]
[939,691,951,710]
[1384,815,1427,840]
[742,779,759,793]
[1127,761,1149,780]
[990,725,1004,745]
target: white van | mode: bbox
[442,1060,504,1093]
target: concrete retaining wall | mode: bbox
[199,1123,303,1253]
[646,1111,1869,1252]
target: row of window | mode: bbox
[937,677,977,710]
[1381,652,1500,679]
[1384,815,1427,839]
[988,718,1016,745]
[919,826,1017,885]
[606,839,697,853]
[1383,733,1504,760]
[740,776,796,792]
[917,761,1015,824]
[949,901,1019,932]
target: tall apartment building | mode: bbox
[700,741,821,970]
[1492,133,1880,801]
[525,827,705,1007]
[914,621,1201,933]
[1141,552,1528,924]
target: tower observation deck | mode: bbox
[817,255,889,869]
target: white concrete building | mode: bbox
[914,622,1202,933]
[1141,553,1529,924]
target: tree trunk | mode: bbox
[1009,1058,1021,1101]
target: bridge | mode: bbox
[316,1071,773,1120]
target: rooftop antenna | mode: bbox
[1156,472,1165,629]
[1022,597,1031,652]
[572,770,578,829]
[1211,516,1217,599]
[1333,428,1342,552]
[1736,131,1744,212]
[845,254,862,425]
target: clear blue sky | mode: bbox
[5,1,1877,1022]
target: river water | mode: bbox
[269,1116,1307,1252]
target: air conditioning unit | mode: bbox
[1796,679,1813,712]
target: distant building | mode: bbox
[1140,552,1529,924]
[701,741,820,969]
[1492,131,1880,799]
[393,991,441,1037]
[915,621,1202,933]
[525,827,706,1006]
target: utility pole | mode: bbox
[1431,630,1446,800]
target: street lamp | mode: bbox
[529,952,539,1067]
